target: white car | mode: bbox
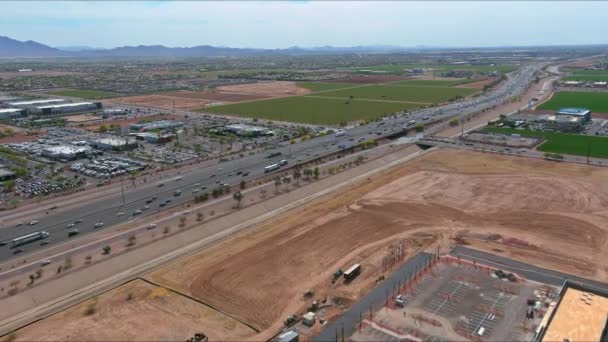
[142,205,150,210]
[117,212,125,216]
[94,222,104,228]
[67,223,75,228]
[29,220,39,226]
[41,260,52,266]
[146,223,157,230]
[192,188,200,194]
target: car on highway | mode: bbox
[174,190,182,196]
[117,212,125,216]
[175,177,182,181]
[41,260,52,266]
[146,223,157,230]
[15,222,23,227]
[74,219,83,224]
[146,198,154,204]
[29,220,39,226]
[217,168,223,171]
[236,171,242,175]
[159,202,166,207]
[157,183,164,187]
[133,209,143,215]
[142,205,150,210]
[242,172,249,177]
[192,188,200,194]
[68,229,79,237]
[194,183,201,187]
[94,222,104,228]
[13,248,24,255]
[40,240,49,246]
[67,223,75,228]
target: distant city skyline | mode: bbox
[1,1,607,49]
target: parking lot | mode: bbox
[70,156,147,179]
[350,260,558,342]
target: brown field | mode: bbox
[215,81,311,97]
[163,90,270,102]
[145,149,608,340]
[80,114,181,132]
[64,114,102,123]
[10,149,608,341]
[455,77,496,89]
[327,75,413,84]
[8,279,256,342]
[108,95,213,110]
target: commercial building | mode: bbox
[224,124,271,136]
[0,168,16,181]
[130,120,184,132]
[7,99,66,109]
[42,145,91,161]
[129,132,175,144]
[103,108,130,116]
[35,102,102,116]
[538,281,608,342]
[555,107,591,122]
[0,108,27,120]
[90,138,138,151]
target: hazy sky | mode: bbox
[2,1,608,49]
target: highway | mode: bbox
[0,62,545,261]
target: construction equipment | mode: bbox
[284,314,297,327]
[331,269,343,283]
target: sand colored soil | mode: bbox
[146,149,608,341]
[81,114,181,132]
[327,75,413,84]
[455,77,496,89]
[163,90,269,102]
[108,95,213,110]
[216,81,311,97]
[7,279,256,342]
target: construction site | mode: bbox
[4,148,608,341]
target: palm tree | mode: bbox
[233,191,243,208]
[293,169,302,185]
[273,176,282,194]
[282,176,291,190]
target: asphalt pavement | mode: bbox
[0,62,545,261]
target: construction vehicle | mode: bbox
[331,269,343,283]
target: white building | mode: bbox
[35,102,101,116]
[7,99,66,109]
[42,145,90,160]
[90,138,138,151]
[0,108,26,120]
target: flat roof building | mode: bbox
[130,120,184,132]
[35,102,101,116]
[540,282,608,342]
[0,108,26,120]
[0,168,16,181]
[7,99,66,108]
[42,145,90,161]
[90,138,138,151]
[556,107,591,122]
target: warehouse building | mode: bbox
[103,108,130,116]
[90,138,138,151]
[7,99,66,109]
[555,107,591,122]
[35,102,102,116]
[224,124,271,136]
[42,145,91,161]
[0,108,27,120]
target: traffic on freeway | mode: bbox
[0,62,545,261]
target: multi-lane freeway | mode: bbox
[0,62,545,261]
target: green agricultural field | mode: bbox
[564,75,608,82]
[354,64,515,74]
[310,84,477,104]
[483,127,608,159]
[566,69,608,76]
[537,91,608,113]
[48,89,118,99]
[203,96,418,125]
[297,82,359,92]
[390,79,471,87]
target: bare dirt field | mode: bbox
[455,77,496,89]
[216,81,311,97]
[163,90,270,102]
[0,124,40,144]
[108,95,213,110]
[7,279,256,342]
[143,148,608,340]
[64,114,102,123]
[327,75,413,84]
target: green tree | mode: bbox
[98,125,109,133]
[273,176,282,194]
[313,167,320,179]
[2,179,16,192]
[415,124,425,132]
[293,169,302,184]
[194,144,203,155]
[196,212,204,222]
[102,246,111,255]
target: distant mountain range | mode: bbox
[0,36,420,58]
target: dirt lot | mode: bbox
[64,114,102,123]
[216,81,311,97]
[108,95,213,110]
[327,75,413,84]
[143,148,608,340]
[163,90,270,102]
[7,279,255,341]
[80,114,181,132]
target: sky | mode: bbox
[1,1,608,49]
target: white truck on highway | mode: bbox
[264,164,280,173]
